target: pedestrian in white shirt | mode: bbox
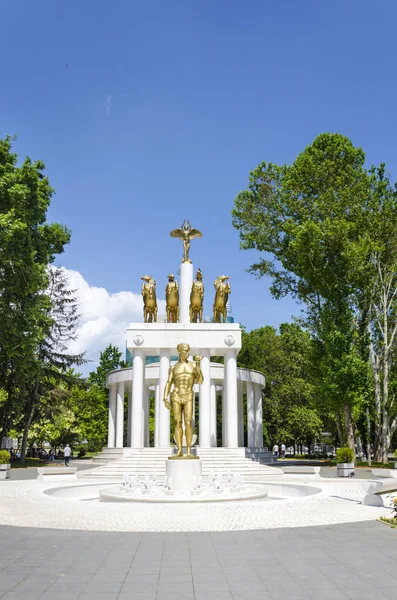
[64,444,71,466]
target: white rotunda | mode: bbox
[105,231,267,455]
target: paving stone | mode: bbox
[120,581,158,593]
[0,521,396,600]
[83,580,123,593]
[195,593,234,600]
[0,593,44,600]
[118,593,156,600]
[79,595,119,600]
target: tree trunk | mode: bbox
[20,400,36,463]
[335,410,344,446]
[368,324,382,461]
[343,403,355,456]
[366,407,372,467]
[381,351,390,464]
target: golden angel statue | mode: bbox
[170,220,202,263]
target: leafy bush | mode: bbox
[336,447,354,463]
[0,450,11,464]
[392,498,397,518]
[394,449,397,459]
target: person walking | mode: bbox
[280,442,286,459]
[63,444,71,466]
[273,443,279,458]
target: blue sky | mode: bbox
[1,0,397,364]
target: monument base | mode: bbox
[166,458,202,494]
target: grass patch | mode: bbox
[10,451,98,468]
[380,517,397,528]
[10,458,50,469]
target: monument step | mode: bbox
[81,447,282,480]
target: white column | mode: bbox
[225,349,238,448]
[210,383,217,447]
[199,350,211,447]
[127,386,132,447]
[238,381,244,447]
[107,385,117,448]
[246,381,255,448]
[179,261,194,323]
[159,349,171,447]
[142,387,150,447]
[154,382,160,447]
[222,387,227,447]
[131,349,144,448]
[254,384,263,448]
[115,381,125,448]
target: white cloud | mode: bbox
[63,268,166,375]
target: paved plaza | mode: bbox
[0,477,387,532]
[0,521,396,600]
[1,466,396,599]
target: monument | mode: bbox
[106,221,266,490]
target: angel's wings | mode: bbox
[170,228,185,240]
[189,228,203,240]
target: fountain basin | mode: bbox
[43,480,324,504]
[99,482,268,503]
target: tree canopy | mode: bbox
[233,133,397,461]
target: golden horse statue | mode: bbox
[166,274,179,323]
[141,275,158,323]
[213,275,230,323]
[190,269,204,323]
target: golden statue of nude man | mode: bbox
[163,343,203,459]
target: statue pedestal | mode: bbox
[166,458,202,494]
[179,261,194,323]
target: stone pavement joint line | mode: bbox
[0,522,397,600]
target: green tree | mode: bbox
[69,386,108,451]
[0,136,71,439]
[356,165,397,461]
[88,344,126,391]
[232,133,372,453]
[238,323,316,446]
[19,267,85,461]
[286,406,323,451]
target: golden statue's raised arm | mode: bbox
[193,355,204,385]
